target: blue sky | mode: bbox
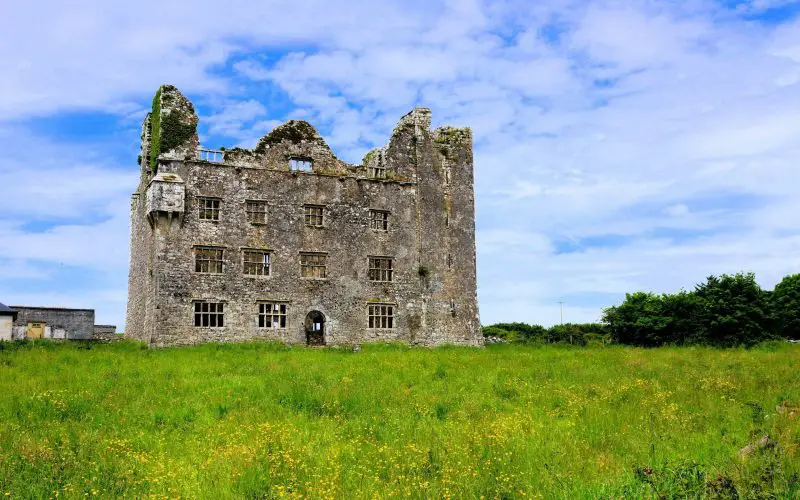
[1,0,799,328]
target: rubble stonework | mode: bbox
[93,325,121,342]
[126,85,481,347]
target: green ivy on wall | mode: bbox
[149,88,162,172]
[148,86,197,172]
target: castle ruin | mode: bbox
[126,85,481,347]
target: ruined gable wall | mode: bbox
[431,127,481,344]
[377,110,482,346]
[223,121,351,174]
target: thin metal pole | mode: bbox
[558,301,563,325]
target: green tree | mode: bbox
[661,290,703,344]
[772,273,800,340]
[602,292,673,346]
[693,272,774,346]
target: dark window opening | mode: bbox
[195,247,224,273]
[194,302,225,327]
[368,304,394,329]
[370,210,389,231]
[246,200,267,224]
[304,204,324,227]
[258,302,287,328]
[368,257,393,282]
[300,252,327,278]
[198,197,220,221]
[243,250,270,276]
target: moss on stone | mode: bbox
[315,167,346,177]
[148,86,198,173]
[384,170,411,183]
[255,121,321,152]
[433,126,471,145]
[160,111,196,158]
[149,88,162,172]
[362,149,378,166]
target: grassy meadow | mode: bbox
[0,341,798,498]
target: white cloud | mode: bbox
[203,99,268,143]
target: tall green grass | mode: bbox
[0,340,798,498]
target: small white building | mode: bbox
[0,303,16,341]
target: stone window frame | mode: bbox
[303,204,325,228]
[242,248,271,277]
[369,209,389,232]
[368,256,393,282]
[290,157,313,172]
[245,200,268,225]
[300,251,328,279]
[193,300,226,328]
[367,302,395,329]
[369,156,387,179]
[257,301,288,329]
[197,196,221,221]
[194,246,225,274]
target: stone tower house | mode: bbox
[126,85,481,347]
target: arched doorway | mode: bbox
[305,311,325,346]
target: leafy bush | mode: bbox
[482,322,608,345]
[481,325,516,341]
[482,323,547,343]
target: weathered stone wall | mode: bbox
[92,325,122,342]
[126,86,481,347]
[11,307,94,340]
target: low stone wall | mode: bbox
[93,325,123,342]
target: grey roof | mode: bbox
[0,302,16,315]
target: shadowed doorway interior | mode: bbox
[305,311,325,346]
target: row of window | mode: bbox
[198,197,391,231]
[193,301,395,329]
[195,248,395,281]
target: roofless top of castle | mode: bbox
[139,84,471,180]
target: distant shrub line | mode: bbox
[483,272,800,347]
